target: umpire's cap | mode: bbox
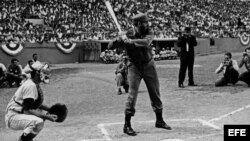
[132,13,149,22]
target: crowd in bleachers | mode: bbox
[0,0,250,44]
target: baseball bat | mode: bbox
[104,0,122,32]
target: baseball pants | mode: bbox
[5,111,44,135]
[125,59,163,116]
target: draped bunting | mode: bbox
[239,33,250,46]
[1,43,23,56]
[55,42,77,54]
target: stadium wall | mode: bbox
[0,42,85,66]
[195,38,210,55]
[0,38,247,66]
[214,38,248,53]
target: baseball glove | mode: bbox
[49,103,68,122]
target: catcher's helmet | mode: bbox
[49,103,68,122]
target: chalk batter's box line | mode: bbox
[208,104,250,123]
[95,118,221,141]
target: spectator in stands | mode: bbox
[238,47,250,87]
[6,58,22,87]
[115,56,129,95]
[0,0,250,41]
[215,52,239,87]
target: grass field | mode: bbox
[1,52,250,141]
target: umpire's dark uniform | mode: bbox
[177,27,197,88]
[108,13,171,136]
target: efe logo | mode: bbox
[224,125,250,141]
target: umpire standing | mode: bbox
[109,13,171,136]
[177,27,197,88]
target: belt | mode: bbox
[130,58,152,65]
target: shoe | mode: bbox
[188,83,198,86]
[155,120,172,130]
[117,88,122,95]
[178,83,185,88]
[18,133,36,141]
[123,124,137,136]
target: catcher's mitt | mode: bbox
[49,103,68,122]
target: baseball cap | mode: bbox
[132,13,149,22]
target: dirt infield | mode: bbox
[1,53,250,141]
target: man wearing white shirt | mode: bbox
[32,53,42,65]
[215,52,239,87]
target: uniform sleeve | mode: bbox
[108,39,125,50]
[129,30,154,48]
[22,84,38,100]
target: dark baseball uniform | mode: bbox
[108,13,171,136]
[123,28,163,116]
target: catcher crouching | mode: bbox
[5,63,67,141]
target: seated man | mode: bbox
[159,48,167,60]
[100,50,108,63]
[22,60,35,78]
[215,52,239,87]
[152,47,160,61]
[115,56,129,95]
[0,62,7,86]
[170,47,178,59]
[238,47,250,86]
[6,58,23,87]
